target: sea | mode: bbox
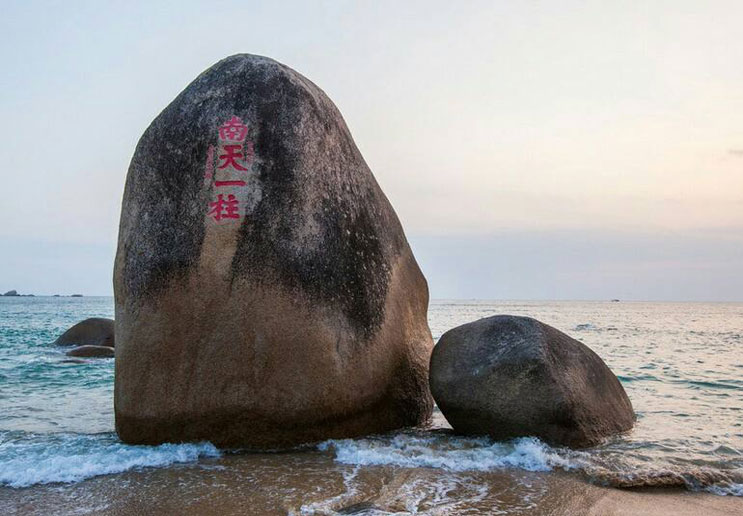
[1,296,742,514]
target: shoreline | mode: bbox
[2,452,741,515]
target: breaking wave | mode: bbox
[0,431,220,488]
[318,431,743,496]
[318,432,583,473]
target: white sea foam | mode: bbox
[317,433,743,499]
[318,433,582,473]
[704,470,743,497]
[395,475,492,514]
[294,466,361,515]
[0,432,220,488]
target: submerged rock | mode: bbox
[430,315,634,447]
[54,318,115,348]
[66,345,115,358]
[114,53,433,448]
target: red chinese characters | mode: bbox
[218,144,249,171]
[208,194,239,221]
[219,116,249,141]
[207,116,253,222]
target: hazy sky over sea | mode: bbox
[1,1,741,300]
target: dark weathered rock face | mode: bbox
[3,290,18,296]
[54,318,115,348]
[430,315,634,448]
[66,345,115,358]
[114,54,433,448]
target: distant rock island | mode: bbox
[2,290,83,297]
[2,290,34,297]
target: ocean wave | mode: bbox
[585,466,743,496]
[318,433,582,473]
[0,431,220,488]
[318,432,743,497]
[706,482,743,496]
[616,373,659,382]
[686,379,743,390]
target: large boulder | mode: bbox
[66,345,115,358]
[430,315,634,447]
[114,54,433,448]
[54,318,115,348]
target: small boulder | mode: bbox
[66,345,115,358]
[430,315,634,448]
[54,318,115,348]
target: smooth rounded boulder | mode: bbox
[114,54,433,448]
[66,345,115,358]
[54,318,115,348]
[430,315,634,447]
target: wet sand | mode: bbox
[3,449,741,515]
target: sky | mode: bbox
[0,1,741,300]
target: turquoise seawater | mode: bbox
[1,297,742,500]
